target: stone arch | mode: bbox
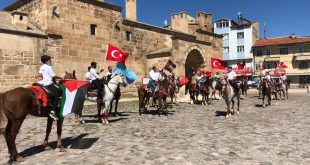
[184,45,205,79]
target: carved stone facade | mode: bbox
[1,0,222,97]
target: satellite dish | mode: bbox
[238,11,242,19]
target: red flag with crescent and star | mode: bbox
[106,44,129,64]
[278,62,288,68]
[178,76,189,87]
[211,57,227,70]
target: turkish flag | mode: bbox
[106,44,129,64]
[278,62,288,68]
[205,71,212,77]
[237,61,245,69]
[178,76,189,86]
[211,57,227,69]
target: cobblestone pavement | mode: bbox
[1,92,310,165]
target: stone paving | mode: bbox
[1,92,310,165]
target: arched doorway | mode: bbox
[185,49,205,94]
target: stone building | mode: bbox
[253,34,310,87]
[0,0,222,97]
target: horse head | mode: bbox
[112,74,127,87]
[64,70,77,80]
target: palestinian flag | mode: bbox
[164,60,176,72]
[59,80,90,118]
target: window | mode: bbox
[299,61,308,69]
[223,47,229,53]
[237,46,244,52]
[216,21,229,28]
[90,24,97,36]
[279,47,288,55]
[263,63,271,69]
[256,50,263,56]
[223,33,229,40]
[19,15,23,21]
[126,31,132,41]
[299,47,304,53]
[299,75,310,84]
[255,64,261,70]
[237,32,244,39]
[266,50,271,56]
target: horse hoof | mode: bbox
[263,104,266,108]
[226,115,229,118]
[237,111,240,115]
[59,147,67,152]
[44,145,52,151]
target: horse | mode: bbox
[221,79,241,118]
[96,74,126,124]
[188,74,208,105]
[240,77,248,99]
[168,75,180,107]
[275,79,288,100]
[210,77,223,101]
[261,79,278,107]
[137,76,170,116]
[0,71,77,162]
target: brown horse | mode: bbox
[261,79,278,107]
[0,71,76,162]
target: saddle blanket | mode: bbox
[29,86,48,107]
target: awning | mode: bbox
[223,67,253,76]
[264,57,280,62]
[294,55,310,61]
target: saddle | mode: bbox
[29,83,57,109]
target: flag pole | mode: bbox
[103,44,109,70]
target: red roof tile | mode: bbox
[253,36,310,47]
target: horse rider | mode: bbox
[106,66,113,82]
[148,66,161,98]
[264,71,274,88]
[90,62,104,101]
[37,55,63,121]
[226,66,238,92]
[196,70,204,93]
[85,66,91,81]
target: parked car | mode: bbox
[247,77,260,88]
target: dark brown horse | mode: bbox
[0,71,76,162]
[137,77,170,116]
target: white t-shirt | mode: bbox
[149,70,160,81]
[37,64,56,86]
[85,72,91,80]
[90,68,101,81]
[227,71,237,80]
[106,71,112,77]
[265,75,271,81]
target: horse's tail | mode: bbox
[0,93,4,131]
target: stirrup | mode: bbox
[49,113,59,121]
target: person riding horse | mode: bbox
[89,62,104,101]
[196,71,205,94]
[226,66,238,92]
[264,71,274,88]
[106,66,113,82]
[148,66,162,99]
[37,55,63,121]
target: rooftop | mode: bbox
[0,10,44,36]
[253,35,310,47]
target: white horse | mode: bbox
[221,79,241,118]
[99,74,127,124]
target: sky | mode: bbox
[1,0,309,38]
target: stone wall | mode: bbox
[0,33,46,92]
